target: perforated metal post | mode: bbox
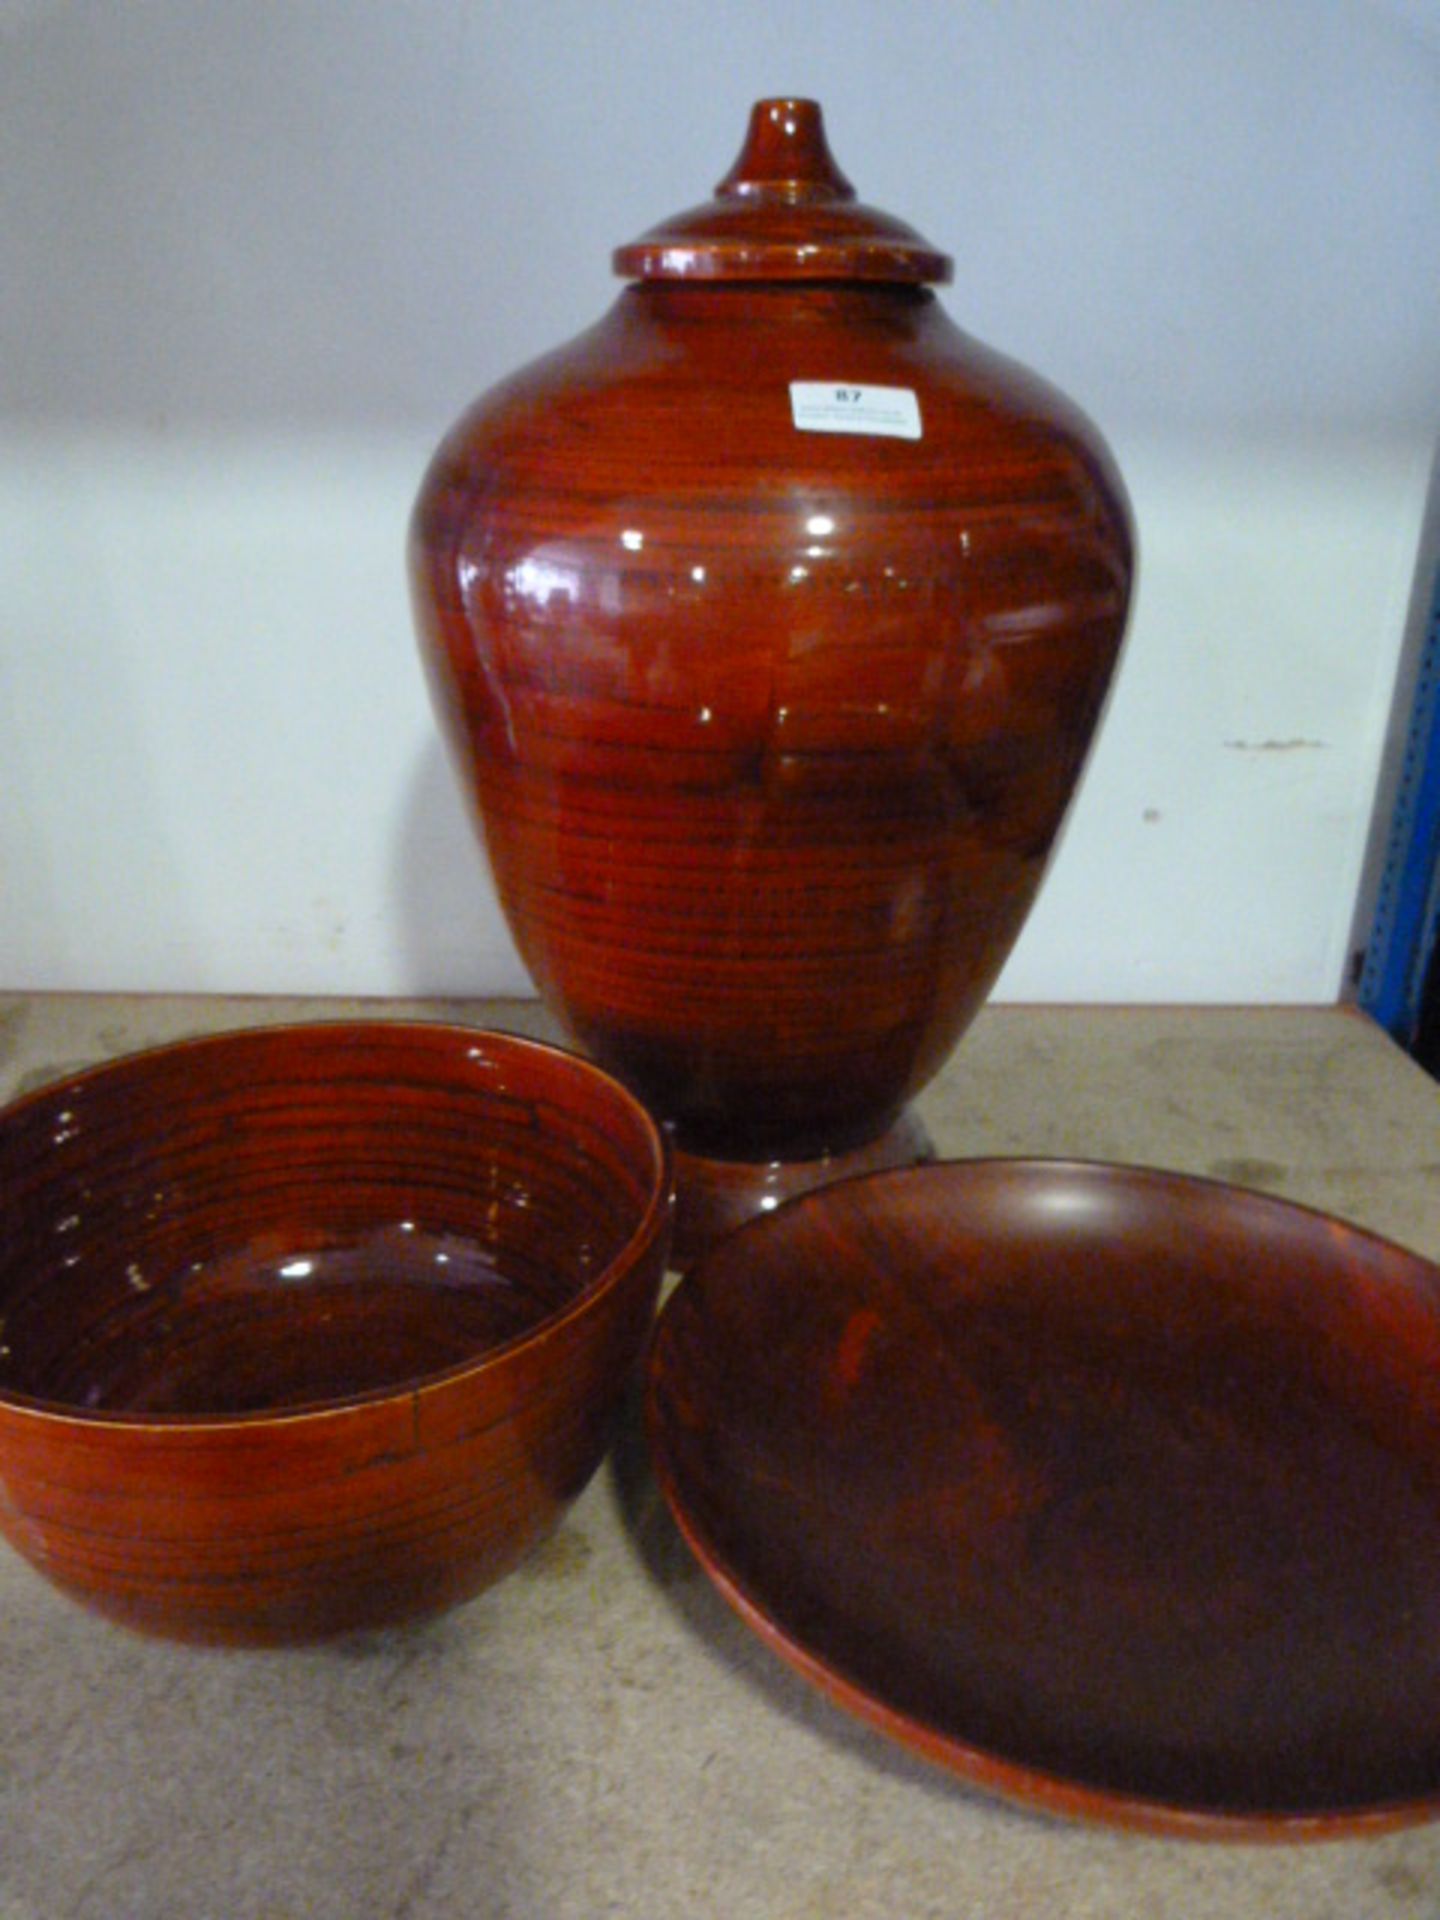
[1359,569,1440,1049]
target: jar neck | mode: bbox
[624,280,936,320]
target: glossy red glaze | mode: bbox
[612,98,952,284]
[0,1024,672,1645]
[670,1108,935,1269]
[648,1161,1440,1837]
[411,101,1133,1211]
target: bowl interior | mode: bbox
[0,1023,667,1417]
[647,1158,1440,1835]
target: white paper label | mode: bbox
[789,382,922,440]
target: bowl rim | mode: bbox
[0,1017,674,1433]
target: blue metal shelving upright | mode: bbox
[1358,568,1440,1050]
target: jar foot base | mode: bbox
[671,1109,936,1269]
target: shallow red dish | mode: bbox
[645,1159,1440,1837]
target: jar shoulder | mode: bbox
[418,288,1128,538]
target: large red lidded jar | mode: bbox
[410,99,1134,1257]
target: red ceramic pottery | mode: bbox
[0,1023,672,1645]
[647,1160,1440,1838]
[411,100,1134,1256]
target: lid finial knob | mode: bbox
[715,98,856,202]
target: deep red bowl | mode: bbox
[0,1022,672,1645]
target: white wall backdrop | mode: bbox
[3,0,1438,1001]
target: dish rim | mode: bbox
[644,1154,1440,1840]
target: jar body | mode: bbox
[410,281,1132,1162]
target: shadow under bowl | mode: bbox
[647,1157,1440,1838]
[0,1021,672,1646]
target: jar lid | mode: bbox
[612,99,952,285]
